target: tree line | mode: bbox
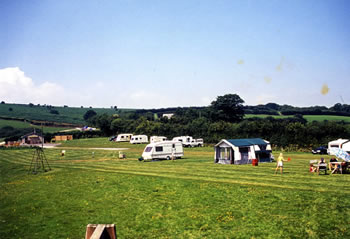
[85,94,350,149]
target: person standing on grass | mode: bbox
[275,153,286,174]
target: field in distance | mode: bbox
[1,138,349,238]
[0,103,133,125]
[245,114,350,122]
[0,119,75,133]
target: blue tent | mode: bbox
[214,138,272,165]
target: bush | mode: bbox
[49,109,59,115]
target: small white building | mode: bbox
[328,138,350,153]
[130,135,148,144]
[214,138,272,165]
[162,113,174,119]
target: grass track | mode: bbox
[1,138,350,238]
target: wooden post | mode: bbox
[85,224,117,239]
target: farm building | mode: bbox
[20,132,43,145]
[214,138,272,165]
[51,135,73,142]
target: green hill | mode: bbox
[0,103,132,125]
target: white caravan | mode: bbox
[172,136,203,147]
[328,138,350,154]
[142,141,184,160]
[116,133,133,142]
[172,136,193,147]
[150,136,167,144]
[130,135,149,144]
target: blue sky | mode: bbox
[1,0,349,108]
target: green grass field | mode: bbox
[245,114,350,122]
[1,138,350,238]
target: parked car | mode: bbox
[312,146,328,154]
[109,136,117,141]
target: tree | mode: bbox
[110,118,123,133]
[94,114,113,135]
[83,110,97,121]
[210,94,245,123]
[50,109,59,114]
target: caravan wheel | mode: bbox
[166,156,171,160]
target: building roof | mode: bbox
[226,138,268,147]
[21,132,43,139]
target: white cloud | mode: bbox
[0,67,65,105]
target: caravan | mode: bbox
[116,133,133,142]
[130,135,148,144]
[150,136,167,143]
[173,136,192,147]
[328,138,350,154]
[172,136,203,147]
[141,141,184,160]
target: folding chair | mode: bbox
[317,163,327,175]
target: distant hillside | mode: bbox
[0,103,133,125]
[1,102,350,126]
[243,103,350,116]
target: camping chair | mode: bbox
[317,163,327,175]
[331,164,342,174]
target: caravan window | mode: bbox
[155,146,163,152]
[172,144,175,148]
[219,148,231,160]
[144,147,152,152]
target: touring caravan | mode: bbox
[130,135,148,144]
[150,136,167,144]
[172,136,194,147]
[141,141,184,161]
[328,138,350,154]
[116,133,133,142]
[172,136,203,147]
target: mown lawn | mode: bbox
[1,138,350,238]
